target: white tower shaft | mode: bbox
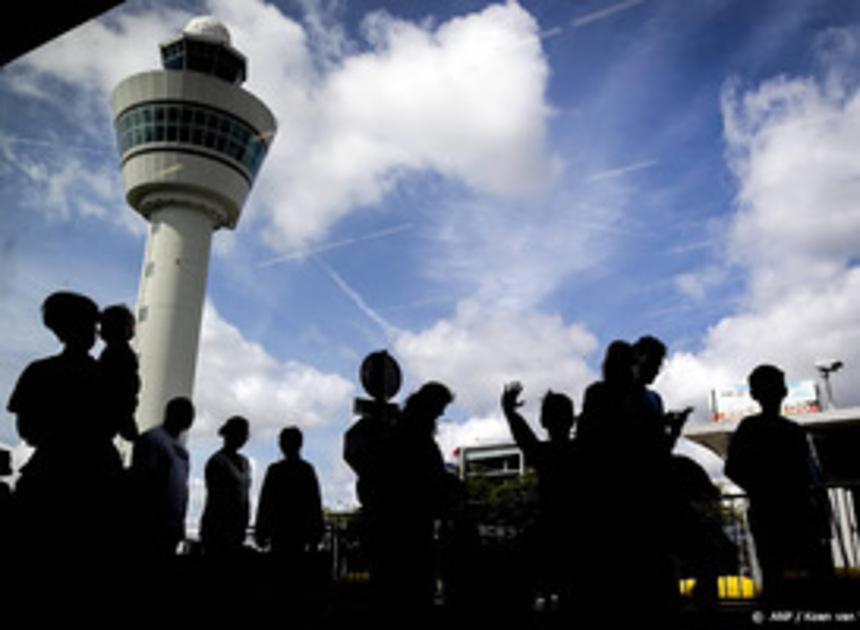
[134,204,216,431]
[112,17,276,431]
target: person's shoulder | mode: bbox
[734,412,763,432]
[16,355,63,380]
[140,425,169,446]
[298,457,318,473]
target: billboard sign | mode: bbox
[710,379,820,423]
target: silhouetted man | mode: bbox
[255,426,323,557]
[130,396,195,558]
[725,364,832,601]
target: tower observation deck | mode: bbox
[112,16,277,431]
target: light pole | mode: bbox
[815,360,843,410]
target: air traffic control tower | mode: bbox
[112,17,276,431]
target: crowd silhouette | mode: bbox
[1,290,851,626]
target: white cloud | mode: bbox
[8,1,559,254]
[228,0,559,250]
[662,34,860,421]
[0,137,134,232]
[7,6,192,140]
[395,300,598,422]
[192,302,355,438]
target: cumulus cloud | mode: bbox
[394,300,598,448]
[193,302,355,438]
[663,31,860,422]
[8,1,559,254]
[253,0,559,250]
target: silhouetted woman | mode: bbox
[200,416,252,556]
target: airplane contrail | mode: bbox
[571,0,646,28]
[586,159,658,182]
[257,223,414,268]
[312,256,401,340]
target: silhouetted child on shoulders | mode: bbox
[725,364,832,602]
[98,304,140,442]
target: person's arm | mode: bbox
[724,423,751,491]
[501,382,539,460]
[307,465,325,547]
[8,365,44,447]
[254,467,274,549]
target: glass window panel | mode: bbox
[144,127,154,143]
[179,126,190,143]
[204,132,216,148]
[154,126,165,142]
[192,129,203,145]
[167,107,178,123]
[194,109,207,126]
[155,106,165,122]
[166,126,177,142]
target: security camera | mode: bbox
[815,360,844,373]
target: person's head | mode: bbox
[402,381,454,434]
[42,291,99,352]
[99,304,135,344]
[219,415,250,451]
[602,340,636,386]
[633,335,667,386]
[279,426,303,458]
[540,390,575,442]
[163,396,195,437]
[748,364,787,416]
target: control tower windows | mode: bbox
[159,38,247,85]
[115,102,271,179]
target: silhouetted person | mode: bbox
[344,351,401,514]
[200,416,252,556]
[631,335,691,617]
[343,351,402,612]
[6,291,125,556]
[374,381,453,620]
[725,365,832,602]
[501,382,578,609]
[130,396,195,559]
[255,426,323,556]
[633,334,693,452]
[98,304,140,443]
[574,339,676,622]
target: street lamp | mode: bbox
[815,359,843,410]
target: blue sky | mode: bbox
[2,0,860,518]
